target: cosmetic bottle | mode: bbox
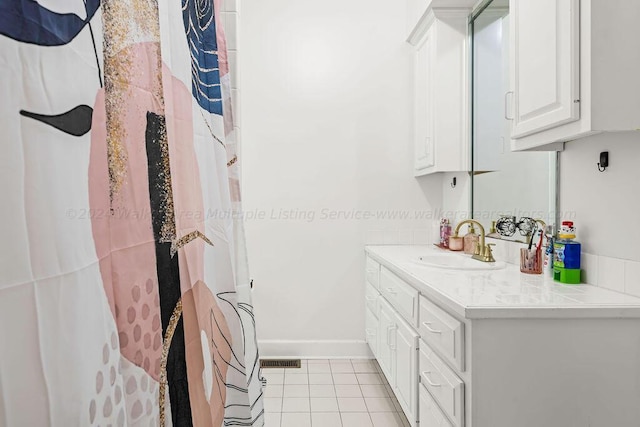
[439,218,451,248]
[543,225,555,277]
[463,225,479,254]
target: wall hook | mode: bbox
[597,151,609,172]
[451,177,457,188]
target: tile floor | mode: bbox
[262,359,411,427]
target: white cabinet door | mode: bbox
[414,26,435,173]
[510,0,580,138]
[394,313,419,426]
[365,307,379,358]
[377,299,396,387]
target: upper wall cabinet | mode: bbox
[409,8,470,176]
[509,0,640,150]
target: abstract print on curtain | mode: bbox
[0,0,263,426]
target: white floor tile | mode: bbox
[331,363,355,373]
[334,384,362,398]
[311,412,342,427]
[364,397,396,412]
[333,373,358,385]
[264,384,284,398]
[308,364,331,374]
[337,397,368,412]
[370,412,405,427]
[263,368,285,374]
[352,362,378,373]
[281,412,311,427]
[310,397,339,412]
[307,359,330,364]
[263,371,284,385]
[330,359,352,365]
[309,373,334,384]
[286,365,308,373]
[357,373,383,385]
[285,373,309,385]
[264,412,281,426]
[282,397,311,412]
[263,397,282,413]
[341,412,373,427]
[310,384,336,398]
[360,384,388,398]
[284,384,310,397]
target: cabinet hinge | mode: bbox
[573,99,580,103]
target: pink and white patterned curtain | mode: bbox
[0,0,264,425]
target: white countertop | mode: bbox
[365,245,640,319]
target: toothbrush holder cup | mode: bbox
[520,248,542,274]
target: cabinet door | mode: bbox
[365,307,379,358]
[510,0,580,138]
[394,313,419,425]
[377,299,396,387]
[414,26,435,173]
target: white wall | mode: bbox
[241,0,443,357]
[559,132,640,296]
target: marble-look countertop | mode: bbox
[365,245,640,319]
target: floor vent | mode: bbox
[260,359,301,369]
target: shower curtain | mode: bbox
[0,0,264,426]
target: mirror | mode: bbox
[471,0,557,242]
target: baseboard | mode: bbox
[257,339,373,359]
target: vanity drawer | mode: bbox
[419,295,464,371]
[419,340,464,427]
[380,267,418,327]
[365,282,380,317]
[365,256,380,290]
[419,382,453,427]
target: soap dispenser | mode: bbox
[463,224,479,255]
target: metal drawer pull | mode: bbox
[422,371,441,387]
[422,322,442,334]
[386,287,397,295]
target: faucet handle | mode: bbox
[484,243,496,262]
[474,242,482,256]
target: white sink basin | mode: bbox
[414,254,506,271]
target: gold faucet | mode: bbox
[452,219,495,263]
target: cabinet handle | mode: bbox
[422,371,442,387]
[386,287,397,295]
[386,325,396,348]
[504,91,514,120]
[422,321,442,334]
[365,296,376,301]
[365,328,375,335]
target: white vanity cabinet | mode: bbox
[365,246,640,427]
[409,8,470,176]
[508,0,640,150]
